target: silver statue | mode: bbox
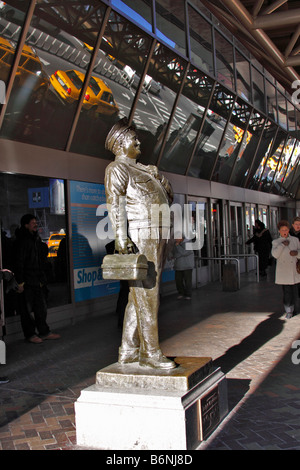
[104,119,176,370]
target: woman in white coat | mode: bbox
[272,220,300,319]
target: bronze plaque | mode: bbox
[199,386,220,440]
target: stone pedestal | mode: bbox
[75,357,228,450]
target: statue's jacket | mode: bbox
[105,155,173,240]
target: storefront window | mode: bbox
[0,173,70,317]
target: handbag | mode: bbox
[101,253,148,280]
[296,259,300,274]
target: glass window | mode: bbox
[287,100,296,133]
[188,84,235,179]
[0,173,70,318]
[271,137,296,194]
[0,3,26,99]
[212,99,251,184]
[214,30,235,91]
[235,50,251,102]
[248,128,286,191]
[245,122,273,189]
[131,42,188,165]
[281,140,300,195]
[230,112,266,187]
[70,9,152,158]
[111,0,153,33]
[252,67,265,112]
[266,80,277,122]
[0,0,108,150]
[155,0,186,55]
[159,67,213,174]
[188,5,213,75]
[277,92,287,130]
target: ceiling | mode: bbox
[200,0,300,98]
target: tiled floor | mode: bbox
[1,269,300,450]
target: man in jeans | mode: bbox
[14,214,60,343]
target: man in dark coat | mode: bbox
[14,214,60,343]
[246,219,272,277]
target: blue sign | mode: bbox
[70,180,119,302]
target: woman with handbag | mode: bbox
[272,220,300,319]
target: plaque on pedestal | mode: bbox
[75,356,228,450]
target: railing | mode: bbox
[221,254,259,282]
[197,256,241,290]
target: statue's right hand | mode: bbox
[115,237,134,254]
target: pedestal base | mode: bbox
[75,357,228,450]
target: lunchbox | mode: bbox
[101,253,148,280]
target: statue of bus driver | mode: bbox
[104,118,176,370]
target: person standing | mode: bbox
[272,220,300,319]
[289,216,300,241]
[14,214,60,343]
[172,235,194,300]
[246,219,272,277]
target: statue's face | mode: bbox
[123,130,141,159]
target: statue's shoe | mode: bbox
[139,350,177,370]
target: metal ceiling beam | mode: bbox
[252,0,264,17]
[285,24,300,57]
[260,0,288,16]
[285,55,300,67]
[253,10,300,29]
[219,0,299,82]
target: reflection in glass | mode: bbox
[287,100,296,133]
[214,30,234,90]
[230,112,265,187]
[188,5,213,75]
[111,0,153,33]
[281,140,300,195]
[212,99,251,184]
[252,67,265,113]
[188,85,235,180]
[0,1,107,150]
[241,121,277,189]
[0,173,70,315]
[249,129,286,191]
[266,80,277,122]
[159,67,213,174]
[277,92,287,130]
[271,137,296,194]
[235,50,251,102]
[132,42,187,165]
[71,9,152,157]
[155,0,186,55]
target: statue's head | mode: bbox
[105,118,136,155]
